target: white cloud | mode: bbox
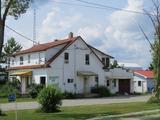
[76,24,103,43]
[38,9,81,42]
[101,0,153,68]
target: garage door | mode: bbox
[119,79,130,94]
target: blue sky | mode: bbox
[5,0,154,68]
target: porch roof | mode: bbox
[10,71,32,76]
[77,71,97,76]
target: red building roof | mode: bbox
[134,70,154,79]
[14,37,78,56]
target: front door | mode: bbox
[83,77,87,95]
[119,79,130,94]
[40,76,46,85]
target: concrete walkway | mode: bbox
[0,95,150,111]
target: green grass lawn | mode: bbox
[0,97,36,103]
[0,102,160,120]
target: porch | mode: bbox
[10,70,32,94]
[77,71,97,95]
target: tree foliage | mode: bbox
[2,0,32,19]
[3,37,22,57]
[142,0,160,100]
[0,0,32,57]
[0,37,22,63]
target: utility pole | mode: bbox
[33,8,36,45]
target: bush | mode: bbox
[148,96,160,103]
[91,86,111,97]
[38,86,63,112]
[63,92,77,99]
[0,109,2,116]
[0,81,20,98]
[28,84,44,98]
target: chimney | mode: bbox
[68,32,73,38]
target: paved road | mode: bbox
[0,95,150,111]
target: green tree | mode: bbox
[140,0,160,101]
[3,37,22,64]
[111,60,118,69]
[0,0,32,58]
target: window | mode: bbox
[48,76,59,86]
[28,55,30,63]
[20,56,23,65]
[113,79,117,87]
[95,75,99,86]
[67,78,73,83]
[102,57,110,68]
[106,80,110,86]
[64,52,69,63]
[102,58,105,65]
[105,58,110,68]
[40,76,46,85]
[85,54,90,65]
[12,59,14,65]
[138,81,141,87]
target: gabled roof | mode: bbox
[89,45,114,58]
[14,37,78,56]
[8,36,113,70]
[134,70,154,79]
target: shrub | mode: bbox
[148,96,160,103]
[38,86,63,112]
[0,82,20,98]
[91,86,111,97]
[63,92,77,99]
[28,84,44,98]
[0,109,2,116]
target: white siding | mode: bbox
[48,37,106,93]
[10,51,45,67]
[133,76,147,93]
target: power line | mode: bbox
[48,0,109,10]
[76,0,153,16]
[5,25,38,44]
[49,0,154,16]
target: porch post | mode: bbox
[84,77,88,95]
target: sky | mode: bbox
[4,0,155,68]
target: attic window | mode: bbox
[64,52,69,63]
[85,54,90,65]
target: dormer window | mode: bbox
[102,58,105,65]
[64,52,69,64]
[102,57,110,68]
[106,58,110,68]
[20,56,23,65]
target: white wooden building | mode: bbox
[8,33,133,94]
[133,70,156,93]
